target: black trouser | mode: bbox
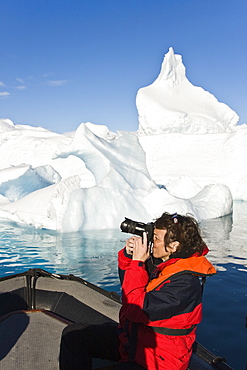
[59,322,145,370]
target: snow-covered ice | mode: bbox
[0,48,246,232]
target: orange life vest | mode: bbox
[146,255,217,292]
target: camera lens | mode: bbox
[120,218,154,245]
[120,218,146,237]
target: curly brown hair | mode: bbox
[154,212,205,258]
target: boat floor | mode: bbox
[0,310,116,370]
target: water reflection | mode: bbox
[1,202,247,282]
[200,201,247,271]
[0,221,124,291]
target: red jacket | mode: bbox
[117,248,216,370]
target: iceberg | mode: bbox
[0,48,246,232]
[137,48,247,201]
[136,47,239,135]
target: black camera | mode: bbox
[120,218,154,245]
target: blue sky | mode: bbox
[0,0,246,133]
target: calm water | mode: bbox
[0,201,247,369]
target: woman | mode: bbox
[59,212,216,369]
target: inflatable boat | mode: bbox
[0,268,233,369]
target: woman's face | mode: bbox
[152,228,177,260]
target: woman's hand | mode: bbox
[125,236,135,255]
[125,233,149,262]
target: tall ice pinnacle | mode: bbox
[136,47,239,135]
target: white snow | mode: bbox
[0,48,246,232]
